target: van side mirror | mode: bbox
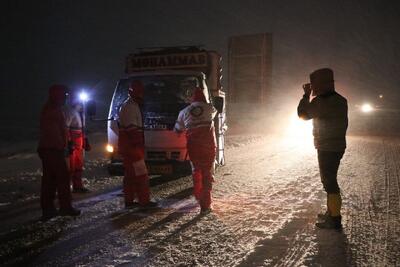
[213,96,224,113]
[86,100,97,118]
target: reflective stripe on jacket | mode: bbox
[175,102,217,149]
[118,97,144,157]
[174,102,216,132]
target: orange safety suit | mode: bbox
[175,88,216,210]
[65,106,85,190]
[118,81,150,205]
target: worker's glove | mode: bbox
[302,83,312,96]
[84,138,91,152]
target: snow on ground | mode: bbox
[0,133,117,209]
[339,137,400,266]
[0,134,399,266]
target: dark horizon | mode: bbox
[2,0,400,141]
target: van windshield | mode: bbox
[110,75,203,130]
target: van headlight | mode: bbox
[106,144,114,153]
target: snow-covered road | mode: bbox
[1,134,399,266]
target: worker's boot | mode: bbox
[317,197,330,220]
[125,201,140,209]
[316,215,342,230]
[72,187,90,193]
[200,207,212,215]
[41,208,59,221]
[316,193,342,230]
[199,176,212,214]
[317,196,330,220]
[317,211,329,220]
[139,200,158,211]
[59,207,81,217]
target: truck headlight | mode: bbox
[106,144,114,153]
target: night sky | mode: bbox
[2,0,400,141]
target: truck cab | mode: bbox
[106,47,226,175]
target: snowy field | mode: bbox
[0,133,399,266]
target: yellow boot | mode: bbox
[316,194,342,229]
[327,193,342,217]
[317,197,329,220]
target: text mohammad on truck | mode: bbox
[104,47,227,175]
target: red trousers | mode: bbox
[69,131,84,189]
[187,139,216,210]
[122,148,150,205]
[39,149,72,211]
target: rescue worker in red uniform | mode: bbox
[118,80,157,209]
[65,95,91,193]
[297,68,348,229]
[38,85,81,220]
[174,88,217,213]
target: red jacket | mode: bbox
[118,97,145,159]
[38,85,68,152]
[38,102,68,151]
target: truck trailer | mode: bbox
[105,46,227,175]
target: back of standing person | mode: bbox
[297,68,348,229]
[38,84,81,220]
[64,94,91,193]
[174,87,217,214]
[118,80,157,209]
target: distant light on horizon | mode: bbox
[361,103,374,113]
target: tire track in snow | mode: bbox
[382,139,400,266]
[340,137,400,266]
[146,136,324,266]
[4,135,400,266]
[383,140,390,266]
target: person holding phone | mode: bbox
[297,68,348,230]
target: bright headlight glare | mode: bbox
[79,91,89,102]
[106,144,114,153]
[361,103,374,113]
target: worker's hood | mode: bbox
[48,84,67,106]
[310,68,335,96]
[312,86,335,96]
[128,80,144,104]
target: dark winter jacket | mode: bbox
[297,91,348,152]
[38,86,68,152]
[38,103,68,151]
